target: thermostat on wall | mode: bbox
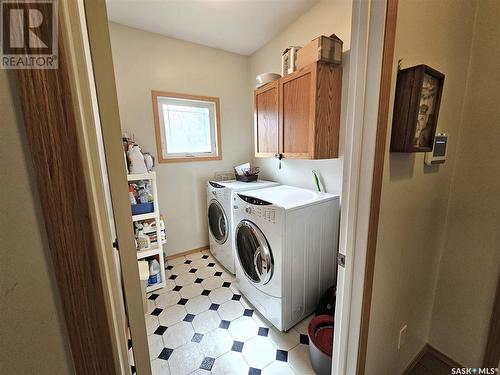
[425,133,448,166]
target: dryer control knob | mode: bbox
[212,189,216,195]
[245,206,252,214]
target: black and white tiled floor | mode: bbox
[133,249,316,375]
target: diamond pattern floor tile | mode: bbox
[228,316,259,342]
[195,266,217,279]
[242,335,277,369]
[201,276,224,290]
[158,304,186,326]
[175,272,197,286]
[162,321,194,349]
[179,284,203,299]
[167,342,204,375]
[167,256,186,266]
[288,344,315,374]
[145,315,160,336]
[151,358,170,375]
[268,326,300,351]
[211,351,249,375]
[141,250,315,375]
[262,360,295,375]
[185,295,211,315]
[170,263,191,276]
[192,309,221,334]
[191,258,210,269]
[155,291,181,309]
[208,287,233,304]
[218,300,245,321]
[148,333,164,360]
[199,328,233,358]
[185,252,204,260]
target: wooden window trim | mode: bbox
[151,90,222,163]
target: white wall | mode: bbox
[0,71,74,373]
[248,0,352,195]
[428,0,500,366]
[109,23,253,256]
[365,1,477,374]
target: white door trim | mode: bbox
[333,0,388,373]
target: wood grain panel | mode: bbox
[254,82,279,155]
[15,8,117,375]
[281,70,313,156]
[314,63,342,158]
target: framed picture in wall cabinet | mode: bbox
[390,64,445,152]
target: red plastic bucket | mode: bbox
[308,315,334,374]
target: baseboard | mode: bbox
[426,344,463,369]
[401,344,464,374]
[402,345,428,375]
[165,245,209,260]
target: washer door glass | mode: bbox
[208,200,228,244]
[235,220,273,285]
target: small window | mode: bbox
[152,91,221,162]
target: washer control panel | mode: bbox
[244,205,277,224]
[209,181,225,188]
[237,194,272,206]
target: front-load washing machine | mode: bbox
[207,179,279,274]
[233,185,339,331]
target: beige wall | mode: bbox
[249,0,352,195]
[0,72,74,373]
[366,1,477,374]
[109,23,253,255]
[429,0,500,366]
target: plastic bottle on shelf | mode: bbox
[136,224,150,250]
[159,215,166,244]
[148,259,161,285]
[128,185,136,204]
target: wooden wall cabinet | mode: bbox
[254,61,342,159]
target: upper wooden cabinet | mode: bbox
[254,81,279,157]
[254,61,342,159]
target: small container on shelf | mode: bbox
[131,202,154,216]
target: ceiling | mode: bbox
[106,0,319,55]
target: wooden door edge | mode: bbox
[356,0,399,374]
[13,2,123,374]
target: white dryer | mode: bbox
[207,179,279,274]
[233,185,339,331]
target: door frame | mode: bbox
[352,0,399,373]
[13,0,399,374]
[333,0,398,373]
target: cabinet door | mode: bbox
[280,64,316,158]
[254,82,279,157]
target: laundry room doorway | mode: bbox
[10,0,398,374]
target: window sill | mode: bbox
[157,155,222,163]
